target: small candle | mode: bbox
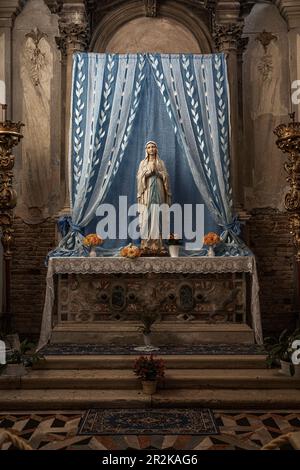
[0,80,5,105]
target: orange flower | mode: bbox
[203,232,220,246]
[120,243,141,258]
[82,234,103,247]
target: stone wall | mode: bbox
[11,217,56,340]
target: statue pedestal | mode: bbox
[38,256,262,349]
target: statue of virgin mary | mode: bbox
[137,141,171,253]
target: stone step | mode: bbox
[50,322,255,345]
[0,368,298,390]
[0,388,300,411]
[35,354,267,370]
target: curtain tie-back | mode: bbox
[70,222,83,234]
[57,216,72,238]
[221,217,241,236]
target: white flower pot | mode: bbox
[169,245,180,257]
[207,246,215,257]
[89,247,97,257]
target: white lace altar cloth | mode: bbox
[37,256,263,349]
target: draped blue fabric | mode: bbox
[50,52,250,258]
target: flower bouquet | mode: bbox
[133,354,165,394]
[203,232,220,257]
[82,234,103,257]
[120,243,141,259]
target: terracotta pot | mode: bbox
[142,380,157,395]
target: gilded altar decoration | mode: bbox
[0,106,24,330]
[137,141,171,256]
[120,243,141,259]
[274,113,300,261]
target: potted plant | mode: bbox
[1,339,44,376]
[133,354,165,394]
[134,309,160,352]
[203,232,221,257]
[167,233,182,257]
[265,328,300,377]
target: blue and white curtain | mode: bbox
[52,52,249,257]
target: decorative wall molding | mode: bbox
[274,0,300,29]
[0,0,26,27]
[24,27,48,86]
[255,30,277,54]
[90,0,213,53]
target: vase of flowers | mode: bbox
[203,232,221,257]
[167,233,182,257]
[82,234,103,257]
[120,243,141,258]
[133,354,165,395]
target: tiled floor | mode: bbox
[0,411,300,450]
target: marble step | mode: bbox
[0,368,298,390]
[35,354,267,370]
[0,388,300,411]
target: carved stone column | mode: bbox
[213,21,244,210]
[56,4,89,215]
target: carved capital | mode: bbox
[56,8,89,55]
[213,21,244,52]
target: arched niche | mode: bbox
[90,1,213,53]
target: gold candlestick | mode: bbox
[274,113,300,261]
[0,106,24,332]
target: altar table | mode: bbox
[38,256,262,349]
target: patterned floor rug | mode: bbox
[1,411,300,449]
[78,409,219,436]
[41,343,265,356]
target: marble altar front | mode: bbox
[38,256,262,349]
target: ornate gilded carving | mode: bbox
[0,120,23,257]
[56,9,89,55]
[274,113,300,261]
[24,28,48,87]
[144,0,157,17]
[0,115,23,331]
[213,21,244,52]
[256,30,277,54]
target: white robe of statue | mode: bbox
[137,141,171,251]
